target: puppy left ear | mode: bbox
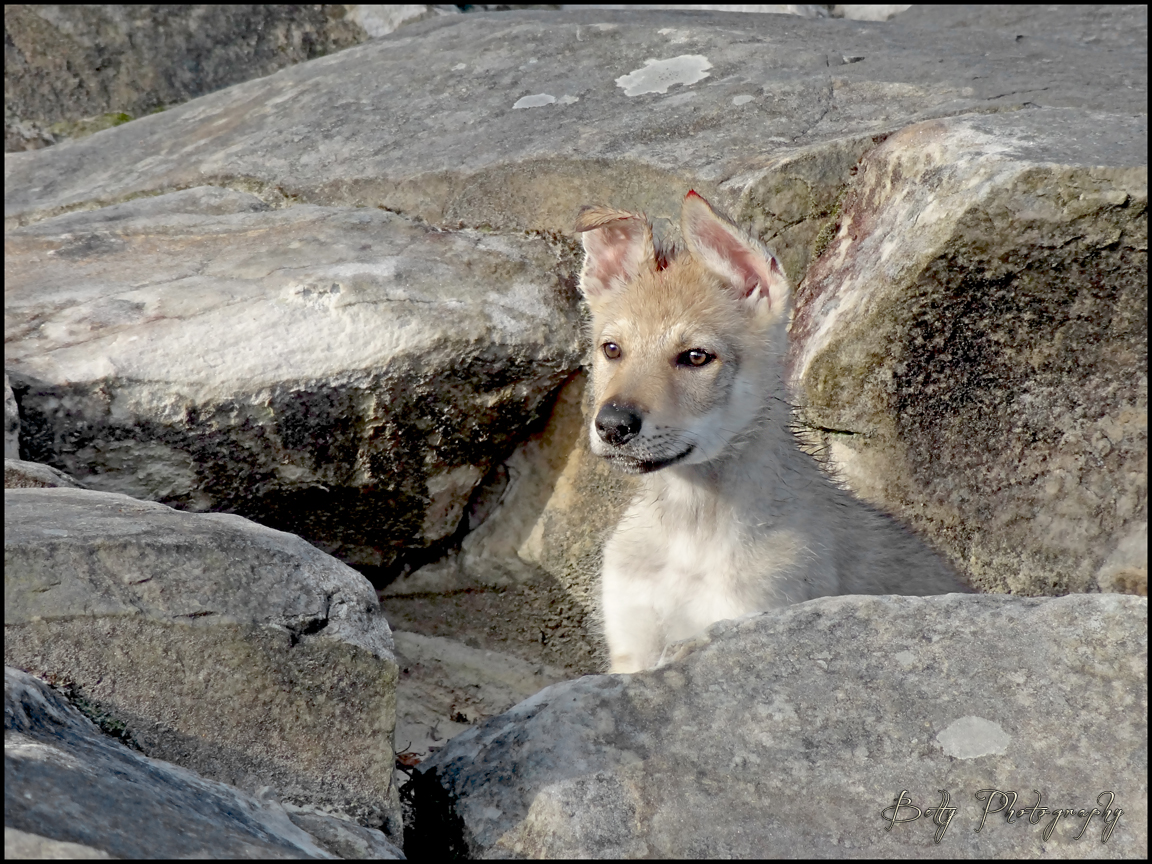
[680,190,789,309]
[573,206,655,299]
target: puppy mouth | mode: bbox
[604,446,694,474]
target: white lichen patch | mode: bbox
[513,94,557,109]
[936,716,1010,759]
[732,94,754,106]
[615,55,712,97]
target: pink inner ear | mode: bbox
[587,227,631,283]
[582,219,648,296]
[694,220,778,299]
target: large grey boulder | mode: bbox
[410,593,1147,858]
[4,186,583,570]
[5,666,405,859]
[5,8,1144,233]
[4,486,402,839]
[788,109,1147,596]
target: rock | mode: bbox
[789,109,1147,595]
[384,370,595,594]
[3,374,19,460]
[6,8,1143,232]
[283,807,404,860]
[5,666,341,859]
[410,593,1147,858]
[4,5,369,151]
[4,828,112,860]
[460,371,589,588]
[348,5,457,40]
[4,487,402,840]
[834,5,910,22]
[517,374,634,616]
[392,630,567,763]
[4,186,583,571]
[5,458,87,489]
[379,568,605,678]
[894,4,1147,52]
[1096,521,1149,597]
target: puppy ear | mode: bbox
[573,206,654,298]
[680,190,789,309]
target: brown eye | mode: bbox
[603,342,622,360]
[678,349,714,367]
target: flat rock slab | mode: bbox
[5,666,345,859]
[411,594,1147,858]
[5,8,1145,233]
[4,186,583,569]
[4,486,401,838]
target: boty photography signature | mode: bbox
[881,789,1124,844]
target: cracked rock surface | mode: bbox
[4,486,402,841]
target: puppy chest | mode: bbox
[609,520,749,594]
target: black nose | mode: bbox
[595,403,643,446]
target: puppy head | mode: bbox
[574,192,790,473]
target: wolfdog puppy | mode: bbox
[575,190,970,673]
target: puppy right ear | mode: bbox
[681,190,789,311]
[573,206,654,298]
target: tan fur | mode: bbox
[576,192,970,673]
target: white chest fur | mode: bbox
[599,474,812,673]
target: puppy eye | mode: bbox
[678,349,714,367]
[603,342,622,360]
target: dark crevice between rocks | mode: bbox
[8,374,31,461]
[400,765,472,860]
[285,616,329,647]
[38,674,143,753]
[357,513,474,593]
[364,374,572,593]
